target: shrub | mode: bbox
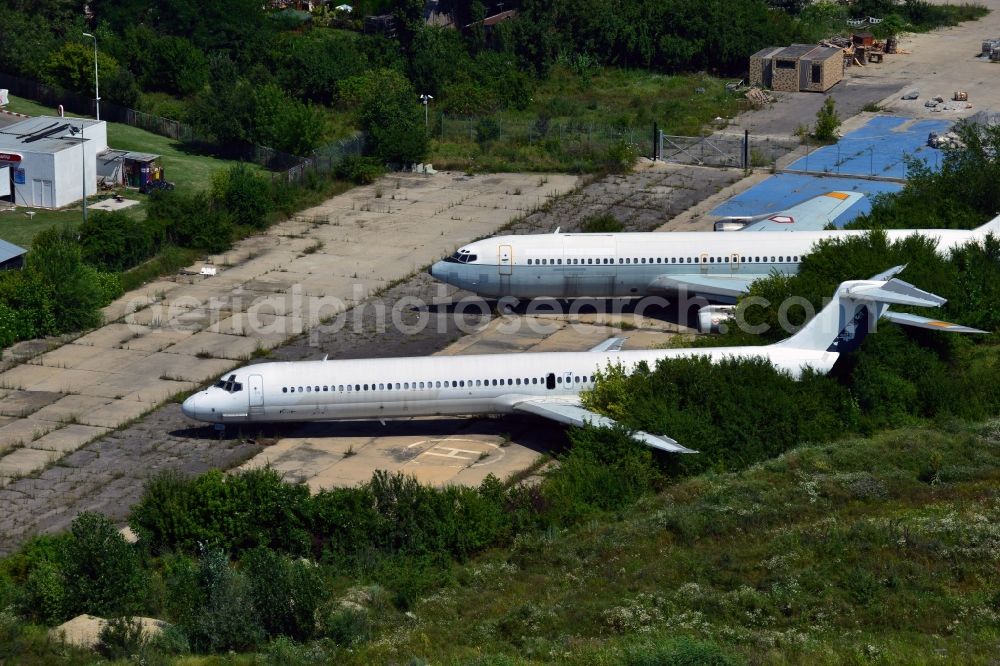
[320,606,371,646]
[211,163,271,230]
[25,226,105,333]
[62,512,149,618]
[146,190,234,252]
[96,616,147,661]
[242,547,323,641]
[185,547,264,652]
[130,468,313,557]
[334,155,384,184]
[580,213,624,233]
[603,138,638,172]
[814,96,840,142]
[542,423,658,524]
[20,559,67,625]
[79,210,161,272]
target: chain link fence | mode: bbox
[438,114,644,151]
[658,132,800,168]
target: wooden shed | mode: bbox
[749,44,844,93]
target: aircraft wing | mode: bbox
[647,274,755,303]
[588,337,626,352]
[738,192,864,232]
[511,398,696,453]
[882,311,987,334]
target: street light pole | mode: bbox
[80,125,88,222]
[82,32,99,121]
[420,94,433,130]
[71,124,88,222]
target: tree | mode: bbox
[62,512,149,618]
[25,226,104,333]
[41,41,121,96]
[274,32,367,105]
[408,26,471,97]
[212,163,272,229]
[79,210,161,272]
[814,95,840,142]
[252,84,327,156]
[352,69,428,164]
[147,35,209,96]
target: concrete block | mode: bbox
[28,424,111,453]
[0,447,59,477]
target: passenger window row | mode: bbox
[281,375,595,394]
[525,255,800,265]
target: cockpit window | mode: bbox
[446,250,478,264]
[213,374,243,393]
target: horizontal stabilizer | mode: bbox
[883,311,987,334]
[512,399,696,453]
[845,278,946,308]
[647,274,755,303]
[589,337,627,352]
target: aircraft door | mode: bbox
[499,244,513,276]
[729,253,740,274]
[249,374,264,415]
[562,372,573,388]
[699,253,710,275]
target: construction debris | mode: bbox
[744,87,771,108]
[927,131,962,149]
[901,90,920,100]
[953,91,969,102]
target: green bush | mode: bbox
[319,606,371,646]
[25,226,105,334]
[334,155,384,184]
[212,163,275,229]
[130,468,313,557]
[543,424,658,524]
[583,358,858,476]
[580,213,625,233]
[185,547,264,653]
[79,210,162,272]
[146,189,234,252]
[242,547,323,641]
[814,96,840,142]
[96,616,147,661]
[62,512,149,618]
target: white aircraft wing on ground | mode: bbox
[646,274,755,303]
[510,398,696,453]
[588,337,627,352]
[715,191,864,232]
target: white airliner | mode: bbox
[181,268,982,453]
[428,194,1000,304]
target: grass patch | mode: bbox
[343,423,1000,664]
[430,68,741,173]
[120,246,202,292]
[3,95,258,193]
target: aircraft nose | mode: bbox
[181,394,198,420]
[429,261,442,278]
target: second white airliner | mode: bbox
[181,268,983,453]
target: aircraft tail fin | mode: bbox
[775,268,979,353]
[972,212,1000,237]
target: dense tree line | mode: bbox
[0,0,981,158]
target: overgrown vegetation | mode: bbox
[0,0,983,168]
[813,95,840,142]
[0,160,350,352]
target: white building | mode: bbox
[0,116,107,209]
